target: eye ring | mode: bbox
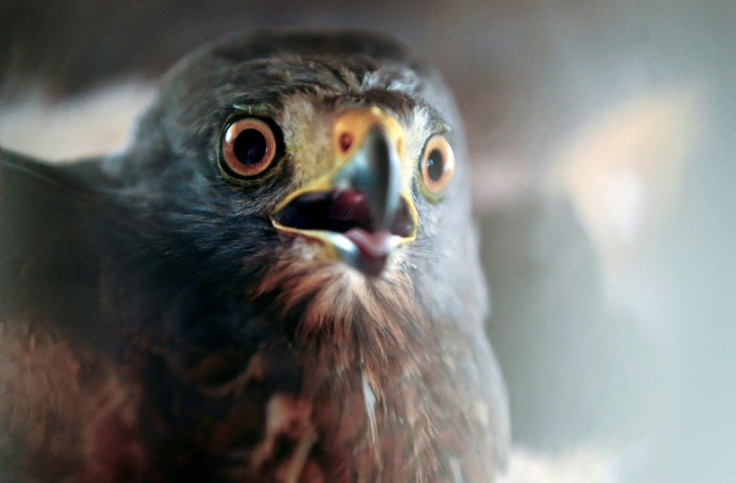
[220,117,280,180]
[419,134,455,197]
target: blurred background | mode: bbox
[1,1,734,481]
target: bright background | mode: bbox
[2,1,734,481]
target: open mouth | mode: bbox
[272,189,415,238]
[271,189,416,276]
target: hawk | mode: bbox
[0,30,509,481]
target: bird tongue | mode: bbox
[344,228,392,276]
[331,190,393,276]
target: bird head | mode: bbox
[119,30,487,329]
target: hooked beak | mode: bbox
[270,108,417,277]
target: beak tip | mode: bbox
[339,228,393,277]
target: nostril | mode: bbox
[339,132,354,152]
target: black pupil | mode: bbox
[426,149,445,181]
[233,128,267,165]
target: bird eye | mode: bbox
[419,134,455,196]
[220,117,279,179]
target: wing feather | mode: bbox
[0,148,137,348]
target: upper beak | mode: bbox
[333,125,402,231]
[270,108,417,277]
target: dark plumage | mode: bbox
[0,30,509,481]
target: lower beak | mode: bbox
[270,125,417,277]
